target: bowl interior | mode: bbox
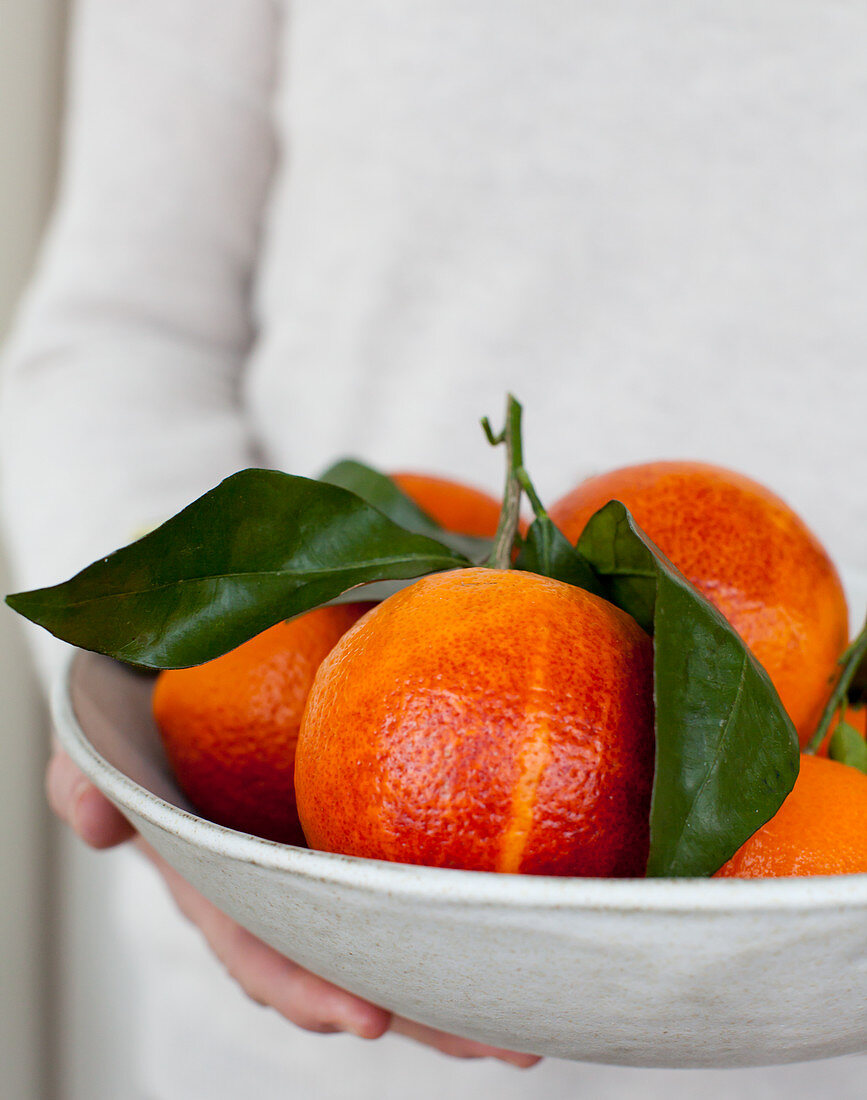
[59,649,867,912]
[69,653,195,813]
[55,650,867,1068]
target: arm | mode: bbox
[1,0,276,681]
[2,1,537,1065]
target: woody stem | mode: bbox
[483,395,525,570]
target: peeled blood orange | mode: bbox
[295,567,655,877]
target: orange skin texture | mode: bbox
[391,471,528,538]
[295,568,655,877]
[150,473,505,845]
[714,755,867,877]
[152,604,372,844]
[549,461,849,745]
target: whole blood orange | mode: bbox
[295,567,655,877]
[714,755,867,877]
[152,604,372,844]
[150,472,501,846]
[549,461,849,744]
[390,471,503,537]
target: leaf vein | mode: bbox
[36,555,462,610]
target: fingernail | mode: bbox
[496,1052,541,1068]
[344,1010,388,1040]
[69,779,91,834]
[345,1018,376,1039]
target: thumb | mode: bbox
[46,745,135,848]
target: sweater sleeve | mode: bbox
[0,0,282,684]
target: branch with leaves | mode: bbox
[6,394,808,876]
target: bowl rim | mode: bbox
[54,649,867,914]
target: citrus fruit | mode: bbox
[152,604,372,843]
[714,755,867,877]
[150,471,504,845]
[549,461,849,744]
[295,567,655,877]
[390,471,503,537]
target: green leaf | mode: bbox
[6,469,470,669]
[320,459,493,563]
[851,660,867,706]
[514,517,604,596]
[577,501,800,878]
[828,720,867,775]
[571,501,657,633]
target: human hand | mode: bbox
[46,746,540,1067]
[46,742,137,849]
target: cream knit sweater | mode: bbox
[3,2,867,1097]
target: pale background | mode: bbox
[3,6,867,1099]
[0,4,62,1096]
[0,4,131,1098]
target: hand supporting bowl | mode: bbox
[54,649,867,1068]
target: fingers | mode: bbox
[391,1017,541,1068]
[134,840,541,1067]
[219,922,391,1039]
[136,838,391,1039]
[47,750,541,1067]
[45,747,135,848]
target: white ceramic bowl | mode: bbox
[55,649,867,1069]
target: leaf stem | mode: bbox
[516,467,548,522]
[483,395,525,570]
[804,611,867,754]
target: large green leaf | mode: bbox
[6,469,470,669]
[320,458,493,563]
[578,501,800,878]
